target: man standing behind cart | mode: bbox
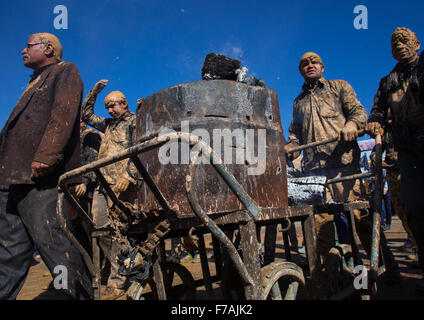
[82,79,137,300]
[284,52,399,285]
[366,27,424,294]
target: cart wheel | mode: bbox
[126,261,196,300]
[261,262,307,300]
[324,244,356,299]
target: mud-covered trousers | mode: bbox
[0,185,93,300]
[386,167,416,247]
[91,186,132,290]
[306,166,397,270]
[398,151,424,271]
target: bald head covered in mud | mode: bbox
[391,27,421,65]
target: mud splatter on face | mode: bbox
[299,52,324,71]
[391,27,420,64]
[299,52,325,82]
[104,91,127,108]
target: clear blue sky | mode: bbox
[1,0,423,140]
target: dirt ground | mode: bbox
[16,215,423,300]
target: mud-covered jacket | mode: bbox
[368,52,424,157]
[0,62,83,185]
[287,78,367,171]
[82,91,137,185]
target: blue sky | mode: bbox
[1,0,423,140]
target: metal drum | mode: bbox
[136,80,288,218]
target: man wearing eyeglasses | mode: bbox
[0,33,92,299]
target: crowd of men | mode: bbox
[0,27,422,299]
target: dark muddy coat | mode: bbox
[0,62,83,185]
[368,52,424,157]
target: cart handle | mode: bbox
[286,129,366,154]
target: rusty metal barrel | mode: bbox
[136,80,288,219]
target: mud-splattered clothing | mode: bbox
[369,53,424,270]
[0,62,82,185]
[380,127,414,244]
[285,78,399,272]
[0,61,92,300]
[386,167,416,246]
[82,90,138,290]
[287,78,367,171]
[82,91,137,185]
[368,54,424,156]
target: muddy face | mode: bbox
[106,102,128,119]
[391,28,420,64]
[300,59,324,82]
[104,91,128,118]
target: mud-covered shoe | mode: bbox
[101,287,126,300]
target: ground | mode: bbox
[16,215,423,300]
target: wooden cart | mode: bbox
[57,80,384,300]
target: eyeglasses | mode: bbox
[25,42,43,49]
